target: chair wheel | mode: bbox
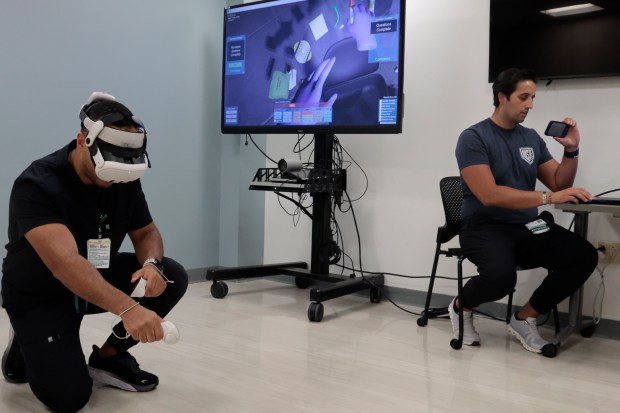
[369,288,382,303]
[308,302,324,322]
[541,343,558,358]
[417,317,428,327]
[580,325,595,338]
[210,281,229,298]
[450,338,462,350]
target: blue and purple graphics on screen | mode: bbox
[221,0,405,134]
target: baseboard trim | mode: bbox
[188,267,208,283]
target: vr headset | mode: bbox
[79,92,150,183]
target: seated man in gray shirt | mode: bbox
[452,68,597,356]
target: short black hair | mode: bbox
[80,99,139,134]
[492,68,537,107]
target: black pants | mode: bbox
[5,253,188,413]
[458,217,597,314]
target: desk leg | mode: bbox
[553,211,595,345]
[553,287,581,345]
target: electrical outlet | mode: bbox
[598,241,620,263]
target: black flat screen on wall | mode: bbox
[489,0,620,82]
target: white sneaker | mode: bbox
[507,313,550,353]
[448,297,481,346]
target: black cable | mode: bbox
[343,190,426,314]
[276,194,298,217]
[293,134,314,154]
[337,197,352,213]
[276,192,302,226]
[344,190,366,277]
[274,192,313,220]
[339,194,481,317]
[330,202,345,275]
[566,188,620,231]
[595,188,620,197]
[247,133,277,164]
[333,136,369,202]
[334,263,474,281]
[273,135,421,315]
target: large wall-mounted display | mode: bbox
[489,0,620,81]
[221,0,406,134]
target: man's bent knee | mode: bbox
[162,257,189,299]
[31,377,92,413]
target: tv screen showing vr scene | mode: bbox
[221,0,405,134]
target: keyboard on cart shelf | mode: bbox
[248,167,346,194]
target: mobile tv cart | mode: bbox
[206,133,384,322]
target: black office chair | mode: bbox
[416,176,560,355]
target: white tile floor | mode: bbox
[2,279,620,412]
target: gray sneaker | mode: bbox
[448,297,481,346]
[507,313,550,353]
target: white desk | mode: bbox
[553,202,620,344]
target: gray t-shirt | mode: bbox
[455,118,553,224]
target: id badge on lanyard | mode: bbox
[88,213,111,268]
[87,238,111,268]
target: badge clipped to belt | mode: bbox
[525,219,550,235]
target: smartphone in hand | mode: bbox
[544,120,570,138]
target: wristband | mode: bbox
[143,257,163,272]
[119,302,140,318]
[542,191,547,205]
[564,148,579,158]
[143,258,174,284]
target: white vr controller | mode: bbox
[131,278,147,298]
[161,321,180,345]
[131,279,180,345]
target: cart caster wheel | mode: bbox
[541,343,558,358]
[417,317,428,327]
[295,276,310,289]
[210,281,228,299]
[580,325,595,338]
[450,338,462,350]
[369,288,382,303]
[308,302,324,322]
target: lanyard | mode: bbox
[98,213,108,239]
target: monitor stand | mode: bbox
[206,133,384,322]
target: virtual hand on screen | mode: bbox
[294,57,338,106]
[347,3,377,51]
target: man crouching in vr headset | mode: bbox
[1,92,188,412]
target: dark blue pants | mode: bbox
[458,218,597,314]
[5,253,188,413]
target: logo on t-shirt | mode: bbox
[519,147,535,165]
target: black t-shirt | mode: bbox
[1,141,153,310]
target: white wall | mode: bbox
[263,0,620,321]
